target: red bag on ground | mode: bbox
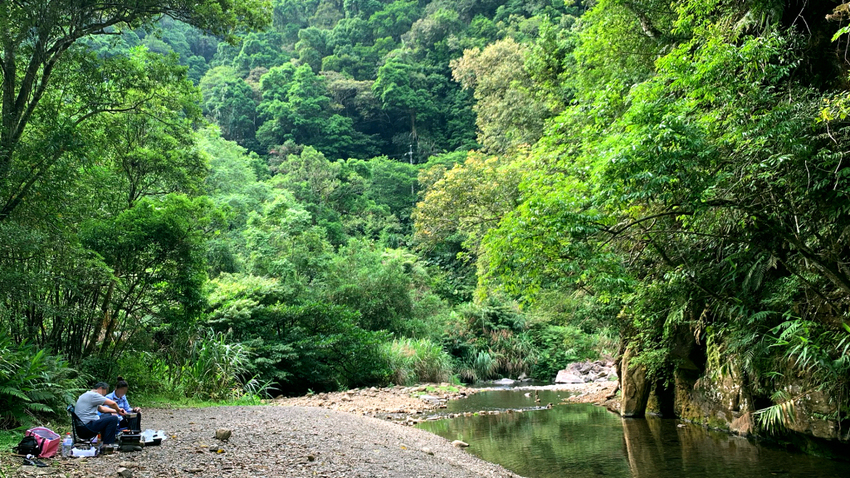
[25,427,61,458]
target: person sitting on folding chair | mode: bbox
[75,381,126,445]
[104,376,141,431]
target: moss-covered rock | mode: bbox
[620,347,651,418]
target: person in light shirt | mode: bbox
[105,376,142,431]
[74,382,126,444]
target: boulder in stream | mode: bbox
[555,360,616,384]
[555,371,584,384]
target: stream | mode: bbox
[416,388,849,478]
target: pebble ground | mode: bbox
[70,406,523,478]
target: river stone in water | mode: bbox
[420,394,444,402]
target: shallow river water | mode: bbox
[416,389,849,478]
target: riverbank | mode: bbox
[273,383,477,425]
[273,380,621,425]
[561,381,620,410]
[3,406,521,478]
[0,380,620,477]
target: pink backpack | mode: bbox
[25,427,61,458]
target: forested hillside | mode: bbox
[2,0,849,446]
[184,0,580,162]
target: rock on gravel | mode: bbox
[66,406,521,478]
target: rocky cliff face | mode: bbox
[616,326,849,458]
[620,347,650,418]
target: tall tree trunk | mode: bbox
[85,278,115,357]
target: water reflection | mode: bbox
[622,418,848,478]
[417,392,849,478]
[420,403,631,477]
[443,389,569,413]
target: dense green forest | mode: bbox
[2,0,849,438]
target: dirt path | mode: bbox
[5,405,520,478]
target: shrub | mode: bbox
[0,332,85,429]
[256,302,391,394]
[443,299,540,382]
[529,324,614,380]
[382,338,453,385]
[181,329,255,400]
[321,240,416,334]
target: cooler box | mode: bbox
[118,433,141,446]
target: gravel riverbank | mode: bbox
[4,380,616,477]
[8,406,521,478]
[274,383,476,425]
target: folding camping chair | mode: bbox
[66,405,98,446]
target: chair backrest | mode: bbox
[66,405,97,442]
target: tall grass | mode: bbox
[182,329,254,400]
[382,338,453,385]
[0,332,84,429]
[488,329,536,377]
[465,350,498,382]
[140,329,273,402]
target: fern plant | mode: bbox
[0,332,84,429]
[754,319,850,436]
[754,390,796,435]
